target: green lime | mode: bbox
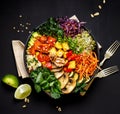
[14,84,32,100]
[2,74,19,88]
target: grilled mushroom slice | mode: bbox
[62,78,76,94]
[53,57,66,67]
[51,67,63,72]
[54,70,64,79]
[58,73,69,89]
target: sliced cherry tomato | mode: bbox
[45,62,52,69]
[68,54,77,61]
[40,44,50,53]
[37,53,50,62]
[37,53,44,62]
[34,40,41,50]
[63,67,73,72]
[47,36,56,45]
[44,55,50,62]
[66,50,73,58]
[39,36,47,43]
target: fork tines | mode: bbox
[103,65,119,76]
[107,40,120,53]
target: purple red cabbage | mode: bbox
[56,16,86,38]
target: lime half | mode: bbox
[2,74,19,88]
[14,84,32,100]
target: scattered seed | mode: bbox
[20,23,23,26]
[93,12,100,16]
[24,98,30,103]
[56,106,62,112]
[19,15,22,18]
[21,30,24,32]
[28,23,31,25]
[26,22,31,26]
[13,27,16,29]
[25,27,28,30]
[98,5,102,9]
[29,31,31,33]
[90,14,94,18]
[22,105,27,108]
[17,30,20,32]
[58,107,62,112]
[26,22,29,25]
[21,24,25,27]
[103,0,106,4]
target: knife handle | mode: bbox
[80,78,95,96]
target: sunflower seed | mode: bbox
[103,0,106,4]
[90,14,94,18]
[98,5,102,9]
[93,12,100,16]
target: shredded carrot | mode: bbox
[75,51,99,80]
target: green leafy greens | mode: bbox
[30,67,62,99]
[37,17,63,39]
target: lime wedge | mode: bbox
[14,84,32,100]
[2,74,19,88]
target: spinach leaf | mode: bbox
[34,84,41,93]
[30,67,62,99]
[37,17,63,39]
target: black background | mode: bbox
[0,0,120,114]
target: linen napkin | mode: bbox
[12,40,29,78]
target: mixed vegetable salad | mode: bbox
[25,16,99,99]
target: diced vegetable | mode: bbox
[55,41,62,49]
[62,42,69,51]
[49,47,57,57]
[56,49,64,57]
[68,61,76,69]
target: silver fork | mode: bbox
[95,65,119,78]
[80,66,119,96]
[100,40,120,66]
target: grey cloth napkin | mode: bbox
[12,40,29,78]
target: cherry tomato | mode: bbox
[63,67,73,72]
[47,36,56,44]
[37,53,44,62]
[68,54,77,61]
[45,62,52,69]
[66,50,73,58]
[39,36,47,43]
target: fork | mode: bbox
[80,65,119,96]
[95,65,119,78]
[100,40,120,66]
